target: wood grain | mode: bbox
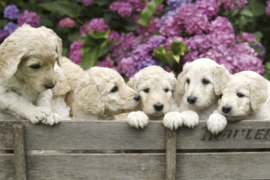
[166,129,176,180]
[0,154,15,180]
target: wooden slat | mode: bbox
[24,121,166,150]
[26,154,165,180]
[13,124,27,180]
[177,120,270,150]
[0,120,22,150]
[0,154,16,180]
[166,129,176,180]
[176,152,270,179]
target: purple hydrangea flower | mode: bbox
[196,0,219,19]
[4,5,20,20]
[137,59,158,70]
[118,57,138,78]
[267,1,270,16]
[217,0,247,10]
[80,18,109,35]
[167,0,192,10]
[18,10,40,27]
[146,35,166,49]
[3,22,18,35]
[68,40,83,64]
[0,29,8,41]
[79,0,93,6]
[160,16,183,36]
[98,56,117,70]
[110,1,133,17]
[236,32,257,43]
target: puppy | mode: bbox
[209,71,270,134]
[126,65,179,129]
[163,58,231,130]
[0,24,62,125]
[73,67,140,120]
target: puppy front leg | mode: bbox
[36,90,60,125]
[207,110,227,134]
[0,91,48,124]
[127,111,149,129]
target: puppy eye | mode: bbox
[186,79,190,84]
[202,79,210,85]
[219,94,223,99]
[110,86,118,93]
[237,93,244,98]
[144,88,149,93]
[30,64,41,69]
[164,88,169,92]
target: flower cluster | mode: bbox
[59,17,76,28]
[80,18,109,35]
[79,0,94,6]
[18,10,40,27]
[69,40,83,64]
[4,5,20,20]
[267,1,270,16]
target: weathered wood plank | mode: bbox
[176,152,270,179]
[0,154,16,180]
[166,129,176,180]
[26,154,165,180]
[0,120,22,150]
[13,124,27,180]
[24,121,166,150]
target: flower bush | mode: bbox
[0,0,270,79]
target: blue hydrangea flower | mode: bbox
[0,29,8,42]
[3,5,20,20]
[137,59,158,70]
[3,22,18,36]
[167,0,192,10]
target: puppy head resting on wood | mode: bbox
[217,70,269,121]
[127,65,177,119]
[177,58,231,111]
[73,67,140,120]
[0,24,62,92]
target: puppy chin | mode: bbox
[218,110,245,121]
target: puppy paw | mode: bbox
[127,111,149,129]
[207,113,227,134]
[27,107,48,124]
[163,112,183,130]
[182,110,199,128]
[42,113,61,126]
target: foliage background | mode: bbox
[1,0,270,79]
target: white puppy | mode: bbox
[210,71,270,134]
[126,66,179,129]
[0,24,62,125]
[163,58,231,131]
[73,67,140,120]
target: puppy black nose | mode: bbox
[154,103,164,112]
[187,96,197,104]
[44,83,55,89]
[222,106,232,114]
[134,94,140,102]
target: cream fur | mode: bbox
[126,66,179,129]
[209,71,270,134]
[0,24,63,125]
[73,67,140,120]
[165,58,231,130]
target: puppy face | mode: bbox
[128,66,176,118]
[0,25,62,92]
[75,67,140,116]
[177,58,230,110]
[217,71,268,121]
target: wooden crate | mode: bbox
[1,120,270,180]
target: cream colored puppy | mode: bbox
[0,24,62,125]
[126,66,179,129]
[164,58,231,130]
[73,67,140,120]
[210,71,270,134]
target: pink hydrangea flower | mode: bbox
[98,56,117,70]
[68,40,83,64]
[118,57,138,78]
[110,1,133,17]
[217,0,247,10]
[160,17,183,36]
[79,0,93,6]
[80,18,109,35]
[18,10,40,27]
[59,17,75,28]
[136,17,161,36]
[196,0,219,19]
[108,30,120,42]
[236,32,257,42]
[267,1,270,16]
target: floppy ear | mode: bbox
[213,65,231,95]
[52,64,71,97]
[75,76,105,116]
[249,79,268,112]
[177,62,191,94]
[127,73,140,91]
[168,72,176,90]
[0,37,25,79]
[38,26,62,66]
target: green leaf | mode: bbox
[170,40,189,63]
[239,9,253,17]
[80,46,99,70]
[80,35,97,46]
[152,46,174,66]
[253,31,263,42]
[104,12,113,23]
[38,1,83,18]
[40,18,53,27]
[0,20,8,28]
[89,29,110,39]
[138,0,163,27]
[251,2,265,16]
[68,32,80,42]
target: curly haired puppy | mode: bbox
[126,66,179,129]
[0,24,62,125]
[73,67,140,120]
[163,58,231,130]
[209,71,270,134]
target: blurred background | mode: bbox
[0,0,270,80]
